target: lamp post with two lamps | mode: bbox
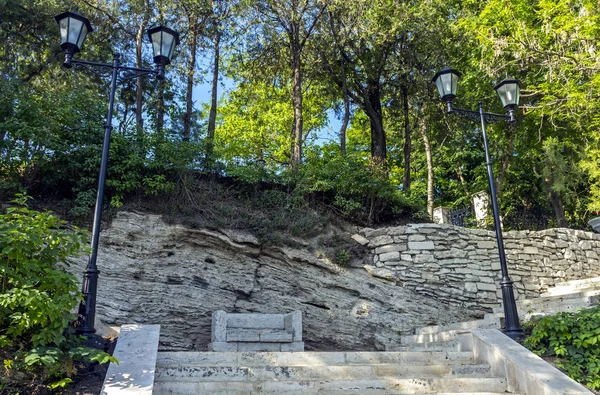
[432,68,525,341]
[54,10,180,334]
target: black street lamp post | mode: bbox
[55,10,179,334]
[432,68,525,341]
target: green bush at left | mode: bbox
[0,195,117,392]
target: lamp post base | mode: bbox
[500,278,525,341]
[503,327,525,341]
[75,266,100,335]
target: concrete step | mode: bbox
[492,290,600,315]
[155,363,492,382]
[542,276,600,296]
[438,393,523,395]
[416,317,501,335]
[401,330,470,345]
[153,377,509,394]
[392,339,472,352]
[156,351,476,367]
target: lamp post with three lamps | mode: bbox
[54,9,180,334]
[432,68,525,341]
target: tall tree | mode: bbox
[205,0,232,160]
[252,0,328,166]
[181,0,211,142]
[460,0,600,226]
[320,0,455,167]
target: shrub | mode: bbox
[293,144,423,224]
[334,249,351,266]
[523,305,600,390]
[0,195,116,391]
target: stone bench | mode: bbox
[208,310,304,352]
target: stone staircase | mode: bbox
[151,277,600,394]
[408,275,600,342]
[541,276,600,296]
[153,350,514,394]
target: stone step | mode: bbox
[155,363,492,382]
[156,351,475,367]
[438,393,523,395]
[492,290,600,314]
[416,317,501,335]
[549,275,600,288]
[153,377,509,394]
[401,330,470,345]
[392,339,471,352]
[542,277,600,296]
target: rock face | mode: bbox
[359,224,600,310]
[69,212,478,351]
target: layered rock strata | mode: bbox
[69,212,477,351]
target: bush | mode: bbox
[293,144,423,224]
[523,305,600,390]
[0,195,116,391]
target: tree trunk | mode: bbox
[365,79,386,163]
[496,125,516,203]
[544,177,569,227]
[206,27,221,160]
[339,57,349,156]
[135,0,150,139]
[120,102,129,135]
[457,165,471,197]
[183,16,200,142]
[289,25,303,166]
[401,85,411,191]
[419,117,434,218]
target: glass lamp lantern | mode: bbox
[494,79,522,110]
[148,26,180,66]
[432,68,462,103]
[55,11,93,55]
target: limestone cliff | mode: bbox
[69,211,478,351]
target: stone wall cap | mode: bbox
[472,329,592,394]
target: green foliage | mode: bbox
[524,305,600,390]
[0,195,116,392]
[0,195,86,348]
[295,144,422,224]
[215,79,329,173]
[334,249,351,266]
[4,0,599,235]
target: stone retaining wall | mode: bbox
[353,224,600,309]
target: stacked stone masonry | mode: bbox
[355,224,600,310]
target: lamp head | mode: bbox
[494,78,522,110]
[432,68,461,103]
[148,25,180,67]
[55,10,93,67]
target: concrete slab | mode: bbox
[284,310,302,341]
[101,324,160,395]
[237,342,282,352]
[280,342,304,351]
[227,313,285,329]
[207,342,238,352]
[211,310,227,342]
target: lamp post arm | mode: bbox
[71,59,114,68]
[69,59,161,81]
[448,102,510,125]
